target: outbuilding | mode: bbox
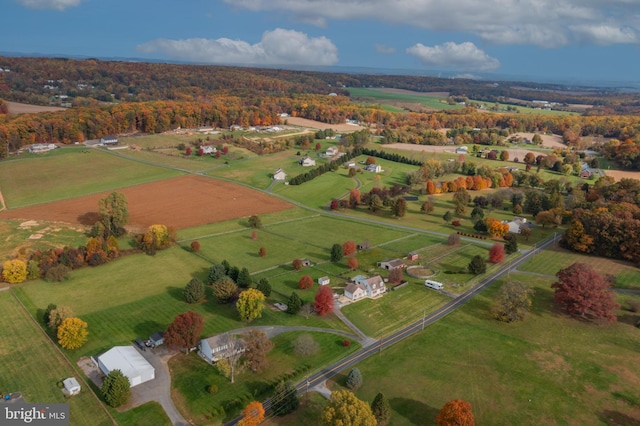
[62,377,81,395]
[149,331,164,347]
[97,346,155,387]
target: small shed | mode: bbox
[407,252,419,261]
[63,377,81,395]
[149,331,164,347]
[301,259,312,267]
[318,276,330,286]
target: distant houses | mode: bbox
[299,156,316,167]
[325,146,339,157]
[201,145,217,155]
[99,136,118,146]
[27,143,57,153]
[365,164,382,173]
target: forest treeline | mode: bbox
[1,57,640,167]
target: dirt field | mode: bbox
[6,101,67,114]
[0,175,293,231]
[510,132,565,149]
[604,169,640,182]
[282,116,364,132]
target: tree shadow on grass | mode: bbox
[598,410,640,426]
[616,313,640,327]
[133,320,164,339]
[167,286,185,302]
[389,397,439,425]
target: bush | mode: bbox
[190,241,201,252]
[45,264,71,282]
[346,367,363,390]
[298,275,313,290]
[207,385,218,394]
[342,339,351,347]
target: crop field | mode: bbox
[347,87,462,111]
[0,219,87,261]
[330,274,640,426]
[0,291,112,426]
[518,243,640,289]
[0,148,183,208]
[0,174,294,231]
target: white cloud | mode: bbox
[375,44,395,54]
[407,42,500,72]
[18,0,84,10]
[137,29,338,66]
[224,0,640,47]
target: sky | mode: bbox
[3,0,640,85]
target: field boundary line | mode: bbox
[0,186,6,211]
[9,289,117,425]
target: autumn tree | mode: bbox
[436,399,475,426]
[330,243,344,262]
[248,215,262,229]
[388,268,403,285]
[236,288,265,322]
[218,332,243,383]
[57,317,89,350]
[489,244,505,263]
[535,210,560,228]
[242,330,273,373]
[48,306,75,331]
[271,381,299,416]
[491,282,534,322]
[552,263,619,322]
[371,392,391,426]
[292,258,303,270]
[286,292,302,314]
[190,241,201,252]
[314,285,334,315]
[298,275,313,290]
[184,278,205,304]
[101,369,131,408]
[343,240,357,256]
[392,197,407,217]
[349,189,361,208]
[164,311,204,351]
[293,333,320,356]
[212,277,238,304]
[256,278,271,297]
[563,220,594,253]
[487,218,509,238]
[421,200,435,214]
[98,192,129,236]
[468,255,486,275]
[347,257,358,270]
[258,246,267,257]
[448,233,461,246]
[2,259,27,283]
[345,367,363,390]
[238,401,265,426]
[322,390,377,426]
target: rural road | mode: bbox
[225,234,557,425]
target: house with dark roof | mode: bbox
[377,259,405,270]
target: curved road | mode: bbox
[226,234,557,425]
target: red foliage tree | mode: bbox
[314,285,334,315]
[298,275,313,290]
[190,241,201,253]
[315,142,322,151]
[388,268,403,285]
[185,147,192,156]
[251,230,258,240]
[436,399,475,426]
[426,181,436,195]
[349,189,361,208]
[347,257,358,270]
[552,263,619,321]
[489,243,505,263]
[365,156,376,165]
[343,241,357,256]
[223,146,229,154]
[215,151,221,158]
[258,247,266,257]
[164,311,205,352]
[197,147,204,156]
[330,199,340,210]
[292,258,303,271]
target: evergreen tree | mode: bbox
[256,278,272,297]
[101,369,131,408]
[330,243,344,262]
[237,267,252,289]
[443,211,453,222]
[184,278,205,304]
[468,255,486,275]
[371,392,391,426]
[286,292,302,314]
[271,381,299,416]
[505,233,518,254]
[207,263,227,285]
[345,367,363,390]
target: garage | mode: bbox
[97,346,155,387]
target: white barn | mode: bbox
[97,346,155,387]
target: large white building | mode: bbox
[97,346,155,387]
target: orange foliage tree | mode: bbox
[343,241,357,256]
[347,257,358,270]
[238,401,265,426]
[298,275,313,290]
[436,399,475,426]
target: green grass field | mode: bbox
[0,148,182,207]
[170,331,360,424]
[326,273,640,425]
[518,243,640,289]
[0,291,112,426]
[0,219,88,261]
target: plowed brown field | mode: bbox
[0,175,293,231]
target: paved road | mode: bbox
[226,234,557,425]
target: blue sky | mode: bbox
[3,0,640,84]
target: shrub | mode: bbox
[452,220,461,226]
[342,339,351,347]
[190,241,201,252]
[45,264,71,282]
[207,385,218,394]
[298,275,313,290]
[346,368,363,390]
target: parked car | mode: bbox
[134,339,146,351]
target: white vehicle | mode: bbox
[424,280,444,290]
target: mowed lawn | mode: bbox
[0,148,182,207]
[329,274,640,426]
[518,243,640,289]
[13,246,352,359]
[0,291,112,426]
